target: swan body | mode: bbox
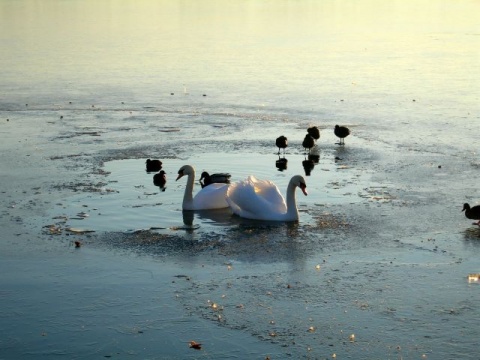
[176,165,229,210]
[226,175,307,221]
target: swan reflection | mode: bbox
[182,208,234,227]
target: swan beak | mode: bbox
[176,171,184,181]
[299,183,308,196]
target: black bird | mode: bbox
[199,171,231,188]
[307,126,320,142]
[302,134,315,154]
[334,125,350,145]
[153,170,167,189]
[276,136,288,155]
[146,159,162,172]
[462,203,480,225]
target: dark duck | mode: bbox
[146,159,162,172]
[153,170,167,189]
[334,125,350,145]
[462,203,480,225]
[199,171,231,188]
[275,136,288,155]
[302,134,315,154]
[307,126,320,142]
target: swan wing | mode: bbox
[226,176,287,219]
[193,183,229,210]
[249,176,286,210]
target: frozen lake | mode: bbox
[1,1,479,358]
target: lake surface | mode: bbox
[1,1,479,359]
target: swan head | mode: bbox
[292,175,308,196]
[176,165,195,181]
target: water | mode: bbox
[1,1,480,359]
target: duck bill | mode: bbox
[299,183,308,196]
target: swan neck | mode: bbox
[285,181,299,220]
[183,172,195,209]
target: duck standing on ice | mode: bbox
[462,203,480,225]
[334,125,350,145]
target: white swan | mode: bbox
[176,165,229,210]
[226,175,308,221]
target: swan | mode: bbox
[176,165,229,210]
[334,125,350,145]
[226,175,308,221]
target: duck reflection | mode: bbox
[463,227,480,243]
[302,144,318,175]
[309,145,320,163]
[302,158,315,176]
[275,156,288,171]
[308,154,320,164]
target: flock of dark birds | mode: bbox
[143,123,480,226]
[276,124,350,155]
[146,159,231,192]
[275,124,350,175]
